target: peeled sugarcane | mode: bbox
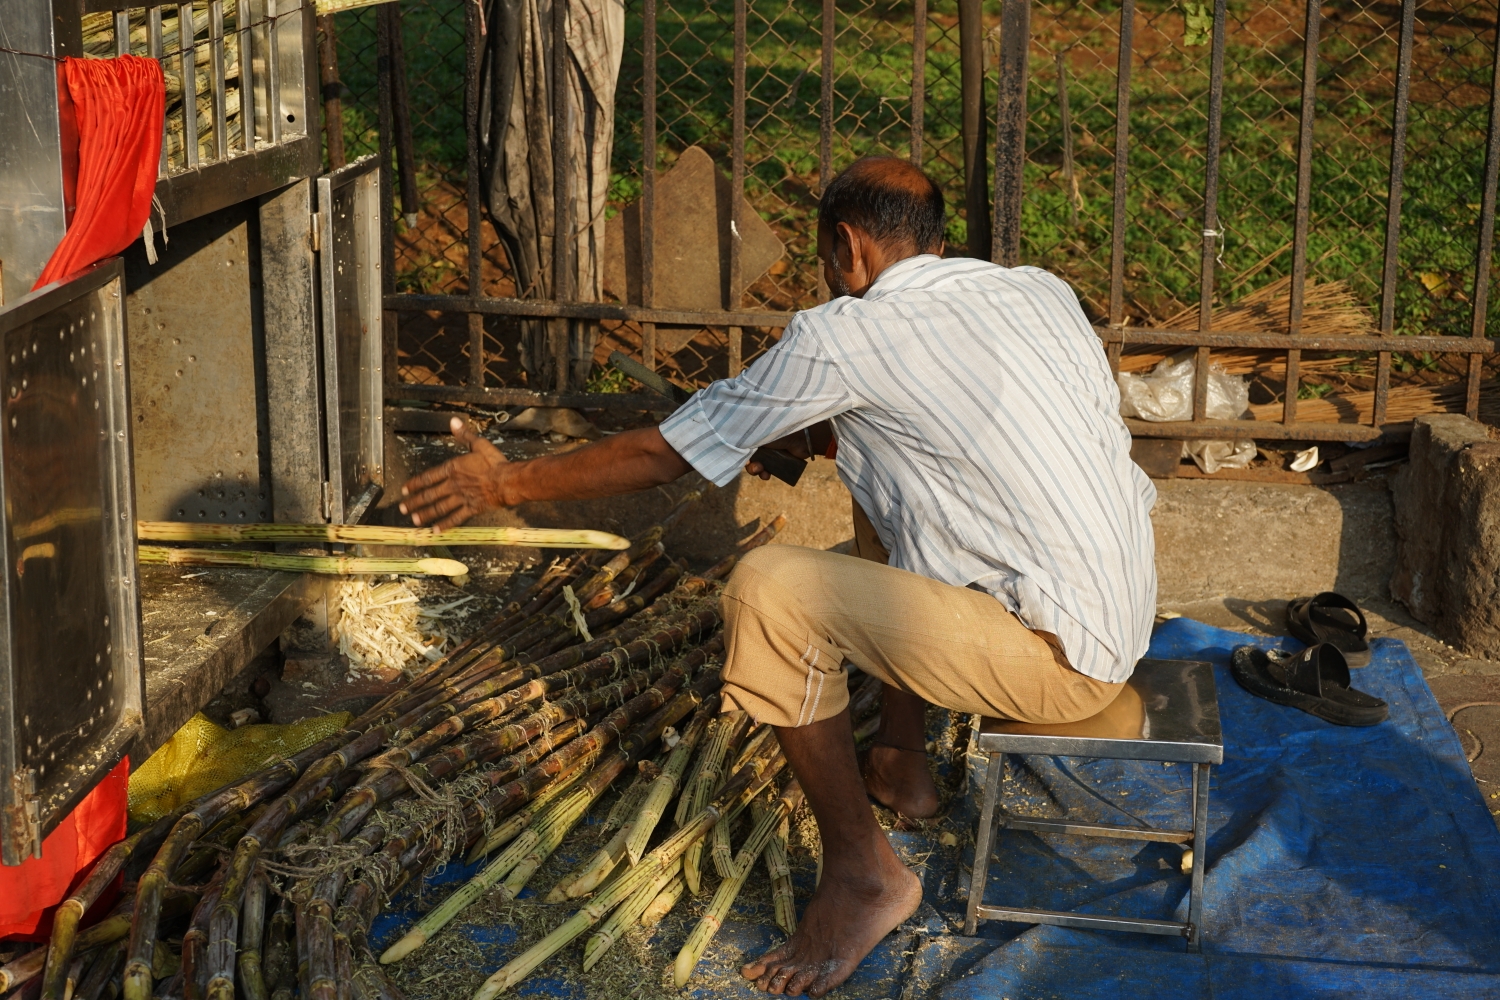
[673,781,806,987]
[472,744,788,999]
[137,522,629,550]
[580,858,683,970]
[639,874,686,929]
[710,726,777,881]
[680,712,755,894]
[622,703,718,864]
[765,815,796,935]
[381,668,722,963]
[137,546,468,577]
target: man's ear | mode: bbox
[835,221,860,272]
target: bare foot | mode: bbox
[862,745,940,818]
[740,850,922,997]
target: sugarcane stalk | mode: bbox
[766,815,796,935]
[674,781,805,987]
[41,825,151,1000]
[137,546,467,577]
[138,522,628,549]
[76,942,125,1000]
[182,869,226,1000]
[639,873,686,929]
[604,758,661,835]
[465,758,593,861]
[473,747,787,998]
[681,712,753,894]
[236,870,269,1000]
[710,810,737,879]
[622,702,717,864]
[580,857,682,970]
[546,817,635,903]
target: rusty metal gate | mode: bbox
[329,0,1500,439]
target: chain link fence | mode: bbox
[325,0,1499,415]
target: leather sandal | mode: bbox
[1286,592,1371,667]
[1231,643,1388,727]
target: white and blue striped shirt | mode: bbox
[659,254,1157,683]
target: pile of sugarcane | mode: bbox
[0,490,831,1000]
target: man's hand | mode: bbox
[744,421,833,480]
[400,417,510,529]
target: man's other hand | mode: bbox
[399,417,508,529]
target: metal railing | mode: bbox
[342,0,1498,437]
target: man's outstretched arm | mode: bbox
[399,417,693,529]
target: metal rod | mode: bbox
[729,0,746,376]
[1468,352,1484,420]
[1186,763,1210,952]
[1108,0,1134,329]
[1375,0,1415,426]
[551,0,571,391]
[819,0,834,301]
[318,14,345,168]
[1283,0,1321,425]
[642,0,658,369]
[1469,11,1500,342]
[181,2,201,167]
[469,314,485,389]
[1056,47,1078,228]
[1192,0,1227,421]
[210,0,229,162]
[266,0,282,144]
[1098,328,1490,352]
[391,5,420,225]
[150,6,168,174]
[910,0,926,167]
[992,0,1030,266]
[958,0,990,260]
[962,754,1004,936]
[114,10,130,56]
[238,0,256,152]
[376,6,396,295]
[466,0,482,298]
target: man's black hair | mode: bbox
[818,156,945,254]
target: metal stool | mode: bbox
[964,658,1223,951]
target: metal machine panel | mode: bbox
[0,260,143,865]
[318,156,384,523]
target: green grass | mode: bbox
[331,0,1500,339]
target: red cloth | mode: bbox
[33,55,164,291]
[0,758,130,941]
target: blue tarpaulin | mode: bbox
[369,620,1500,999]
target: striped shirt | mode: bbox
[659,254,1157,683]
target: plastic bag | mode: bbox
[128,711,351,823]
[1182,439,1257,474]
[1117,355,1250,422]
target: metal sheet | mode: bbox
[124,207,270,524]
[977,659,1223,764]
[0,260,142,864]
[318,155,385,524]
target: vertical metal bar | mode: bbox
[1283,0,1320,425]
[469,315,485,388]
[238,0,256,152]
[1192,0,1226,421]
[181,2,201,167]
[318,14,345,167]
[958,0,990,261]
[1056,48,1077,228]
[551,0,571,391]
[992,0,1029,266]
[210,0,228,161]
[150,7,169,174]
[910,0,927,167]
[266,0,282,143]
[1187,763,1210,952]
[819,0,834,301]
[1468,352,1483,419]
[390,6,420,224]
[376,6,395,296]
[114,11,130,56]
[962,753,1004,937]
[466,0,482,300]
[1469,15,1500,353]
[1374,0,1414,427]
[728,0,746,377]
[1108,0,1134,329]
[641,0,658,370]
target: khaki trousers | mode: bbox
[718,502,1123,728]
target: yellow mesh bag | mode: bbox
[128,711,352,824]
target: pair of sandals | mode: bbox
[1232,592,1388,727]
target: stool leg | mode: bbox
[963,753,1003,936]
[1186,762,1210,952]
